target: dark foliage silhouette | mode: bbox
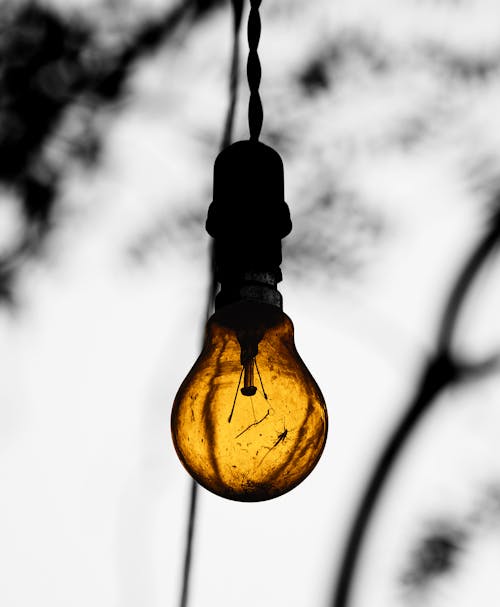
[401,522,467,592]
[0,0,223,304]
[0,4,90,300]
[401,484,500,596]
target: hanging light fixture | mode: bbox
[171,0,328,501]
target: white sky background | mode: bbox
[1,0,500,606]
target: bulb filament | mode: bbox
[241,358,257,396]
[227,356,268,424]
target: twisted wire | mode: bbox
[247,0,263,141]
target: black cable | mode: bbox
[221,0,244,149]
[177,3,243,607]
[331,203,500,607]
[179,479,199,607]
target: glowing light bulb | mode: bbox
[171,301,328,501]
[171,140,328,501]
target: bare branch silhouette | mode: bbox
[331,197,500,607]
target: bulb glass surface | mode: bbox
[171,302,328,501]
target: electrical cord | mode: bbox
[178,2,244,607]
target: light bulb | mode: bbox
[171,301,328,501]
[170,139,328,501]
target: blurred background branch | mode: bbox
[0,0,224,304]
[332,199,500,607]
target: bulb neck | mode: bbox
[215,271,282,310]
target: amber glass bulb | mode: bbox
[171,301,328,501]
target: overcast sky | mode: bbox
[1,1,500,606]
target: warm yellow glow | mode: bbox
[171,302,328,501]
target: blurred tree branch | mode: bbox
[331,198,500,607]
[0,0,224,304]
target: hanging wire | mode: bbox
[331,201,500,607]
[247,0,263,141]
[177,3,244,607]
[220,0,245,150]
